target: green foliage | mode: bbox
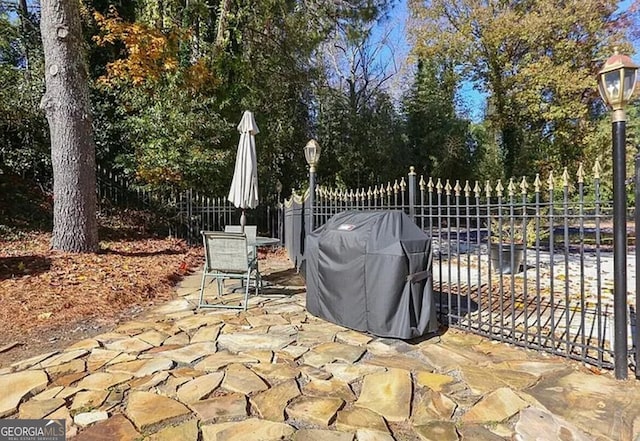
[409,0,634,178]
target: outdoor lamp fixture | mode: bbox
[304,139,321,231]
[598,48,638,122]
[304,139,321,172]
[597,48,638,380]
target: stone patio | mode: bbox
[1,256,640,440]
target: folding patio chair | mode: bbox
[225,225,260,286]
[199,231,259,311]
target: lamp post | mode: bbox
[304,139,321,231]
[597,48,638,380]
[276,179,283,241]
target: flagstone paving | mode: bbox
[1,261,640,441]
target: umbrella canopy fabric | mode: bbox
[228,110,260,210]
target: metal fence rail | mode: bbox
[96,166,275,243]
[285,162,637,375]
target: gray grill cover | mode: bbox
[305,210,438,339]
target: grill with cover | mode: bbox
[305,210,438,339]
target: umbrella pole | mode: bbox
[240,209,246,233]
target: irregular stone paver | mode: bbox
[303,342,366,367]
[135,330,169,347]
[104,337,153,353]
[412,389,457,424]
[459,365,538,395]
[70,390,109,411]
[131,372,170,391]
[18,397,65,419]
[303,378,355,401]
[293,429,354,441]
[217,333,295,352]
[149,419,199,441]
[222,364,269,395]
[189,393,247,422]
[155,376,190,398]
[46,359,86,378]
[250,361,299,381]
[251,379,300,422]
[242,350,273,363]
[152,299,194,315]
[76,372,132,391]
[246,314,289,327]
[461,387,528,424]
[73,413,140,441]
[419,344,474,372]
[355,429,396,441]
[414,421,459,441]
[74,410,109,427]
[0,370,49,417]
[106,352,138,366]
[494,360,569,377]
[107,358,174,378]
[356,369,412,422]
[364,354,433,373]
[336,407,389,434]
[191,324,222,343]
[336,330,373,346]
[157,342,218,364]
[66,338,100,351]
[528,369,640,440]
[458,425,507,441]
[324,363,386,383]
[286,396,344,427]
[277,345,309,360]
[515,407,593,441]
[300,365,333,381]
[195,351,258,371]
[164,332,191,346]
[11,352,57,371]
[87,349,122,372]
[33,386,64,401]
[414,371,455,392]
[177,372,224,404]
[125,391,191,431]
[201,418,295,441]
[40,349,88,368]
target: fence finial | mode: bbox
[562,167,569,187]
[464,180,471,197]
[454,180,461,196]
[387,182,393,195]
[520,176,528,195]
[474,180,481,198]
[409,166,416,175]
[361,188,366,202]
[534,174,541,193]
[445,179,452,196]
[393,180,399,194]
[593,159,602,180]
[547,171,554,191]
[419,176,426,191]
[495,179,504,196]
[485,180,492,198]
[379,184,385,196]
[427,177,434,193]
[436,178,443,194]
[577,163,584,184]
[507,178,515,196]
[373,186,379,197]
[355,188,360,200]
[400,177,406,191]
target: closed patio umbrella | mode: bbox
[228,110,260,231]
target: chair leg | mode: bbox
[198,265,208,308]
[242,272,250,311]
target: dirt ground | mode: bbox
[0,232,293,368]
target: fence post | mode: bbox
[408,166,416,221]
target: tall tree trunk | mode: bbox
[39,0,98,252]
[17,0,31,77]
[215,0,231,50]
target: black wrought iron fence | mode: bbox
[284,163,638,376]
[96,166,275,243]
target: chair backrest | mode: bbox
[225,225,257,245]
[201,231,249,273]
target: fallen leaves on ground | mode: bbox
[0,232,202,363]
